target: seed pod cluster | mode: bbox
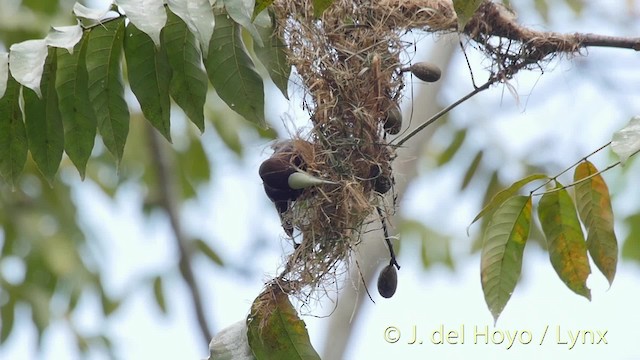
[383,103,402,135]
[409,62,442,83]
[377,263,398,298]
[369,162,393,195]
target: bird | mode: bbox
[259,140,334,237]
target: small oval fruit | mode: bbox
[374,174,392,194]
[383,103,402,135]
[377,264,398,298]
[410,62,442,83]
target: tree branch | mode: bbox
[147,126,212,345]
[388,0,639,74]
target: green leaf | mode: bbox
[176,138,211,198]
[211,111,243,155]
[194,238,224,266]
[152,276,168,314]
[436,127,466,166]
[206,14,265,127]
[564,0,584,16]
[312,0,333,17]
[100,291,121,317]
[183,138,210,182]
[469,174,547,230]
[534,0,550,22]
[56,33,96,178]
[86,17,130,163]
[0,74,27,187]
[161,9,207,132]
[461,150,483,190]
[538,182,591,300]
[471,170,500,252]
[22,0,59,14]
[253,0,275,19]
[125,22,172,142]
[0,296,15,344]
[255,14,290,100]
[453,0,483,30]
[247,288,320,360]
[400,219,453,269]
[622,214,640,262]
[574,161,618,285]
[23,47,64,184]
[481,196,531,324]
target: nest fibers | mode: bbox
[266,0,409,301]
[267,0,582,300]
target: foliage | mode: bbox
[0,1,284,183]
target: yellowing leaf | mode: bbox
[453,0,483,30]
[481,195,531,324]
[574,161,618,285]
[538,183,591,300]
[247,287,320,360]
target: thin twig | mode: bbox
[147,126,212,345]
[531,146,640,197]
[393,78,495,147]
[376,207,399,270]
[530,141,612,194]
[532,160,620,197]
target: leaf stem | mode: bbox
[393,78,495,147]
[377,207,400,270]
[531,146,640,197]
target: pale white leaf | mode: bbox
[253,7,271,28]
[208,320,254,360]
[167,0,215,54]
[73,2,112,21]
[9,40,48,98]
[611,115,640,165]
[116,0,167,46]
[45,24,83,54]
[0,53,8,99]
[224,0,263,47]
